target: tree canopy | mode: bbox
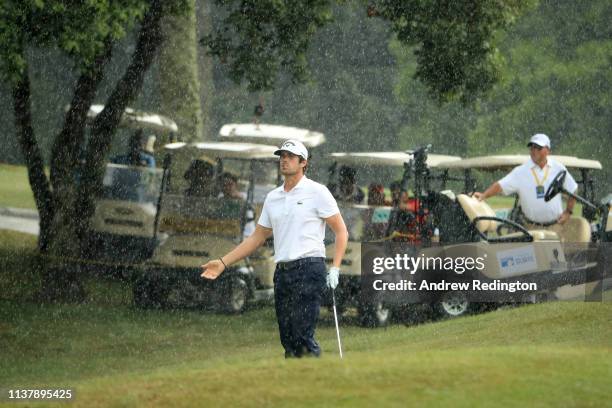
[203,0,531,102]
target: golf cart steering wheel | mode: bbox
[544,170,566,202]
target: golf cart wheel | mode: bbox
[358,299,391,327]
[434,291,471,318]
[223,278,248,314]
[133,274,169,309]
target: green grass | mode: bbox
[1,301,610,407]
[0,231,611,407]
[0,164,37,210]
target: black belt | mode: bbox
[276,257,325,270]
[523,216,557,227]
[518,208,558,227]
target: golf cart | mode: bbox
[374,150,610,319]
[86,105,178,264]
[133,141,281,313]
[322,149,462,326]
[436,154,608,299]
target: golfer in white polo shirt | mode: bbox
[474,133,577,226]
[201,139,348,358]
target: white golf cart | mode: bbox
[436,154,606,296]
[395,153,609,317]
[322,149,462,326]
[86,105,178,264]
[133,141,281,313]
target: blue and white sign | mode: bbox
[496,246,538,277]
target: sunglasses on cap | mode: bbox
[528,143,544,151]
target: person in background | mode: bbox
[367,183,386,206]
[474,133,577,227]
[218,172,247,200]
[184,159,216,197]
[218,172,254,240]
[330,166,365,204]
[111,130,156,168]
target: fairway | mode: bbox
[0,164,37,210]
[1,232,611,407]
[1,296,610,407]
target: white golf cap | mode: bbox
[274,139,309,160]
[527,133,551,149]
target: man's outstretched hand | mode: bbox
[201,259,226,280]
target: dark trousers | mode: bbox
[273,258,327,357]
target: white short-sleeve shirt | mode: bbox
[498,158,578,223]
[258,176,340,262]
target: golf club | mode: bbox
[332,289,344,359]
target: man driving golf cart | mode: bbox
[110,130,156,168]
[438,135,604,256]
[474,134,579,232]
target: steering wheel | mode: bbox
[544,170,566,202]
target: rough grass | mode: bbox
[0,231,610,407]
[0,164,37,210]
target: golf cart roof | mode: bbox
[87,104,178,133]
[329,151,462,168]
[437,155,602,171]
[219,123,325,147]
[164,141,278,160]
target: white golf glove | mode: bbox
[327,266,340,289]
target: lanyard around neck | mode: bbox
[530,165,549,186]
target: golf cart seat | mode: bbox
[456,194,559,241]
[547,217,591,244]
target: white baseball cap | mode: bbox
[274,139,309,160]
[527,133,551,149]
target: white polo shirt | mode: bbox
[258,176,340,262]
[498,158,578,223]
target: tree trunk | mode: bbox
[196,0,214,140]
[50,40,113,251]
[76,0,167,239]
[12,64,54,253]
[159,0,203,142]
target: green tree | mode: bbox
[466,0,612,190]
[204,0,531,102]
[0,0,189,299]
[390,39,477,155]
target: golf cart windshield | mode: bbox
[220,158,278,203]
[101,164,164,204]
[164,141,279,203]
